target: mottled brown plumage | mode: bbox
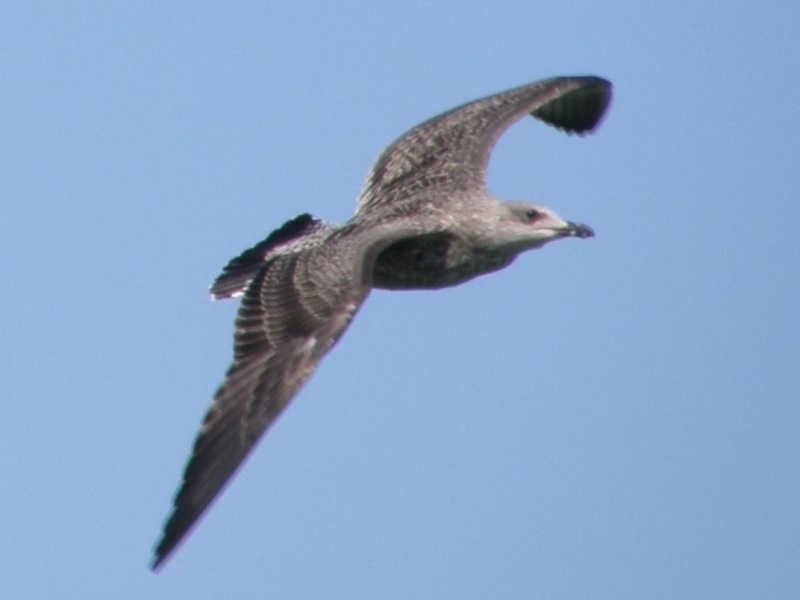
[152,75,612,569]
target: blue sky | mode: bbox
[3,2,799,598]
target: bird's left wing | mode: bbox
[356,76,611,215]
[152,247,369,569]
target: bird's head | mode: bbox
[491,201,594,253]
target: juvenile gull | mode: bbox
[152,75,612,569]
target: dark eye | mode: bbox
[525,209,541,222]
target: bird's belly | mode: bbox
[372,234,513,290]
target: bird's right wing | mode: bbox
[356,76,611,216]
[152,244,369,569]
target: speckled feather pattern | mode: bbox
[152,76,612,569]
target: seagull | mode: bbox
[152,75,612,569]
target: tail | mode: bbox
[208,214,335,299]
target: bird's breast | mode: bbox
[371,232,513,290]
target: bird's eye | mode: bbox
[525,209,541,222]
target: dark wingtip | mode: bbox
[150,555,164,573]
[150,520,180,572]
[530,76,612,135]
[150,549,167,573]
[150,504,197,572]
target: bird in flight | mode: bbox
[152,75,612,569]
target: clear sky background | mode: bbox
[3,2,799,598]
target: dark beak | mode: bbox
[565,221,595,239]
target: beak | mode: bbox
[564,221,595,239]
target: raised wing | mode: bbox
[152,248,369,569]
[356,76,611,215]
